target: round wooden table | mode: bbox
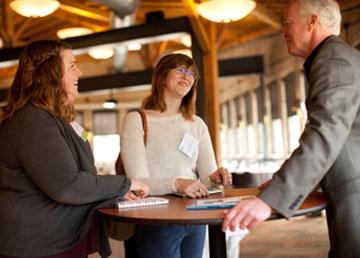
[98,188,328,258]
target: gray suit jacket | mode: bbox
[260,36,360,257]
[0,104,131,257]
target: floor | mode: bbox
[90,213,329,258]
[239,213,330,258]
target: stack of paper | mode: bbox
[117,197,169,209]
[186,196,255,210]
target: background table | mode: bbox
[98,188,328,258]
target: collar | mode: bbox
[303,35,334,80]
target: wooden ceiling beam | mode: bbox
[0,0,6,40]
[1,0,14,47]
[220,76,260,103]
[76,89,150,105]
[52,10,109,31]
[220,27,276,50]
[347,19,360,47]
[182,0,211,53]
[0,29,6,43]
[156,41,169,60]
[340,1,360,12]
[216,23,227,50]
[59,3,110,23]
[19,17,57,39]
[140,2,184,8]
[60,0,109,14]
[14,18,32,41]
[139,44,154,69]
[139,41,169,68]
[251,3,282,30]
[0,17,192,62]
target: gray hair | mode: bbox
[298,0,341,35]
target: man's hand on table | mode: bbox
[222,197,272,232]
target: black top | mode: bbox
[0,104,131,257]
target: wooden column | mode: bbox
[228,98,238,157]
[249,90,259,156]
[263,84,272,157]
[294,70,307,131]
[239,95,248,156]
[219,103,228,157]
[1,0,14,47]
[183,0,221,164]
[277,79,289,155]
[203,22,221,164]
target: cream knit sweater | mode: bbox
[120,111,217,195]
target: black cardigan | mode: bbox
[0,104,131,257]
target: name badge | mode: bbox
[70,121,88,142]
[178,133,198,158]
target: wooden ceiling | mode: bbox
[0,0,359,94]
[1,0,359,49]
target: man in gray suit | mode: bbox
[222,0,360,257]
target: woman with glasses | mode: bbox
[120,53,232,258]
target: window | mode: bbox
[285,73,302,152]
[269,81,284,157]
[93,111,119,175]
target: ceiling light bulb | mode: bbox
[88,47,115,60]
[127,42,142,51]
[56,27,93,39]
[103,99,117,109]
[197,0,256,23]
[10,0,60,18]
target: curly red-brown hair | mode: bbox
[0,40,75,126]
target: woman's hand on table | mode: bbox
[209,167,232,186]
[175,178,209,198]
[127,179,149,199]
[123,191,140,201]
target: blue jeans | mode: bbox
[135,225,206,258]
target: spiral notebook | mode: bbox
[117,197,169,209]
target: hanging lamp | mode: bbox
[197,0,256,23]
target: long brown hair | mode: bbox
[0,40,75,127]
[142,53,199,120]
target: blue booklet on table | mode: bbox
[186,196,254,210]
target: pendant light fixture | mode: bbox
[10,0,60,18]
[56,27,93,39]
[197,0,256,23]
[103,91,118,109]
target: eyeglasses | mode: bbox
[175,67,196,79]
